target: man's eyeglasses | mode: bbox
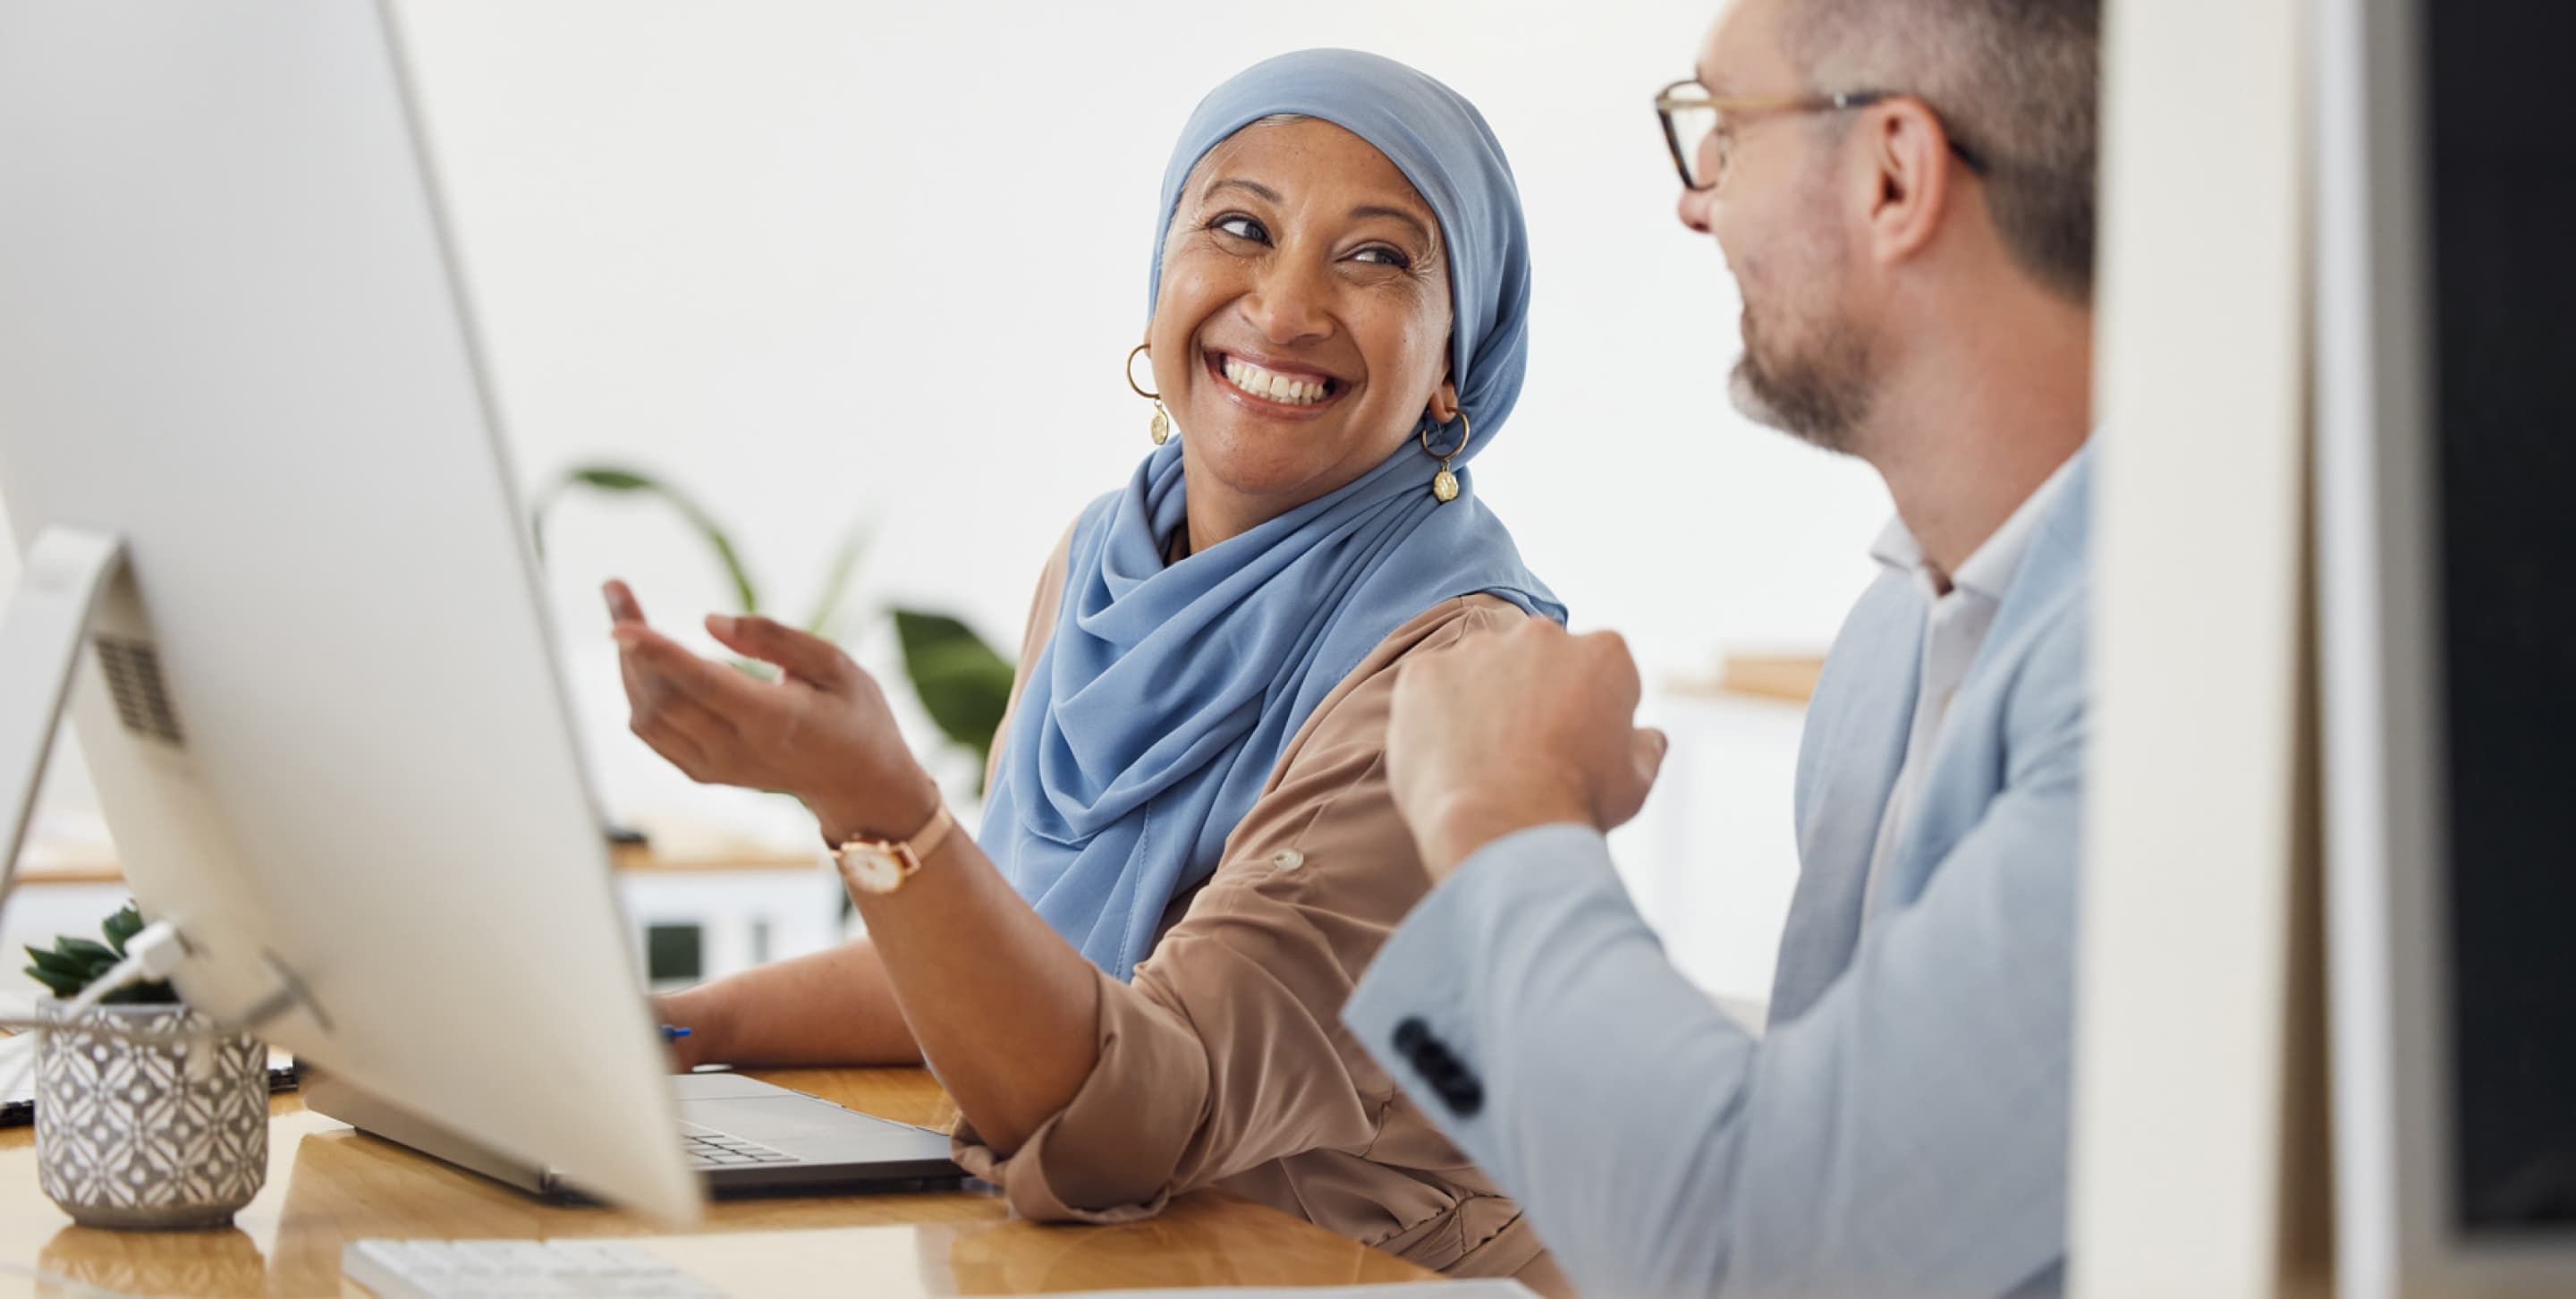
[1655,80,1989,193]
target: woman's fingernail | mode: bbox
[708,614,737,636]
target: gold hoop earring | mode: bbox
[1419,411,1470,503]
[1127,343,1173,446]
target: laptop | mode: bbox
[305,1067,963,1199]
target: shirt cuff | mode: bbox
[949,965,1207,1224]
[1343,822,1620,1116]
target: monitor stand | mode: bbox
[0,525,644,896]
[0,525,126,903]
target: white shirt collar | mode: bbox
[1869,453,2080,603]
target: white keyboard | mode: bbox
[342,1238,729,1298]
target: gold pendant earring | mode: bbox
[1127,344,1173,446]
[1420,411,1470,503]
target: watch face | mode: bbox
[838,845,906,895]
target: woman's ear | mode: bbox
[1425,379,1462,426]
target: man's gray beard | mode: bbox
[1727,322,1875,457]
[1727,360,1797,436]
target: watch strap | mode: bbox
[834,800,956,885]
[895,801,956,862]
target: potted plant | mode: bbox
[533,463,1019,785]
[21,904,267,1229]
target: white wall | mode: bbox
[2070,0,2317,1291]
[9,2,1893,1006]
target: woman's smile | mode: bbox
[1145,115,1454,527]
[1201,346,1352,420]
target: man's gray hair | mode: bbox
[1786,0,2100,301]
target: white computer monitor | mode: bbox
[0,1,699,1224]
[2317,0,2576,1293]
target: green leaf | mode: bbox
[892,609,1017,791]
[24,966,83,998]
[56,937,115,966]
[530,463,764,615]
[569,467,657,493]
[25,904,178,1002]
[801,526,871,641]
[25,947,84,978]
[102,904,143,955]
[701,528,760,619]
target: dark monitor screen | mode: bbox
[2426,0,2576,1234]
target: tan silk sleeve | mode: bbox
[981,522,1076,796]
[951,595,1536,1222]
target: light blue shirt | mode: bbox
[1860,452,2079,917]
[1344,447,2093,1298]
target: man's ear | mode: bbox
[1865,98,1957,271]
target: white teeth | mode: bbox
[1222,355,1330,406]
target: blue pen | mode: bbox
[661,1025,691,1042]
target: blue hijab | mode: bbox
[978,49,1563,981]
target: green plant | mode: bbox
[24,904,175,1005]
[894,610,1018,777]
[532,468,760,616]
[534,463,1018,789]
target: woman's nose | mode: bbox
[1240,258,1333,345]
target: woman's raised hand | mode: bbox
[603,579,938,845]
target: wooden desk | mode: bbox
[0,1068,1434,1296]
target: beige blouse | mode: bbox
[951,533,1568,1295]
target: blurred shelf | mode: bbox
[6,860,123,887]
[1667,652,1827,706]
[11,837,819,888]
[609,839,819,874]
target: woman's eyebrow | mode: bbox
[1204,177,1282,204]
[1199,178,1435,250]
[1349,205,1435,248]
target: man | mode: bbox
[1341,0,2100,1295]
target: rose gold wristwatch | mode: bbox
[832,802,956,896]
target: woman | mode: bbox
[607,49,1566,1287]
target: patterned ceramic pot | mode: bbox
[33,1001,267,1229]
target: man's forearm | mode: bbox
[1350,771,2082,1299]
[1345,826,1761,1295]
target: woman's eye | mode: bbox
[1351,245,1411,269]
[1212,215,1268,243]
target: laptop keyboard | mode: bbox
[677,1123,795,1167]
